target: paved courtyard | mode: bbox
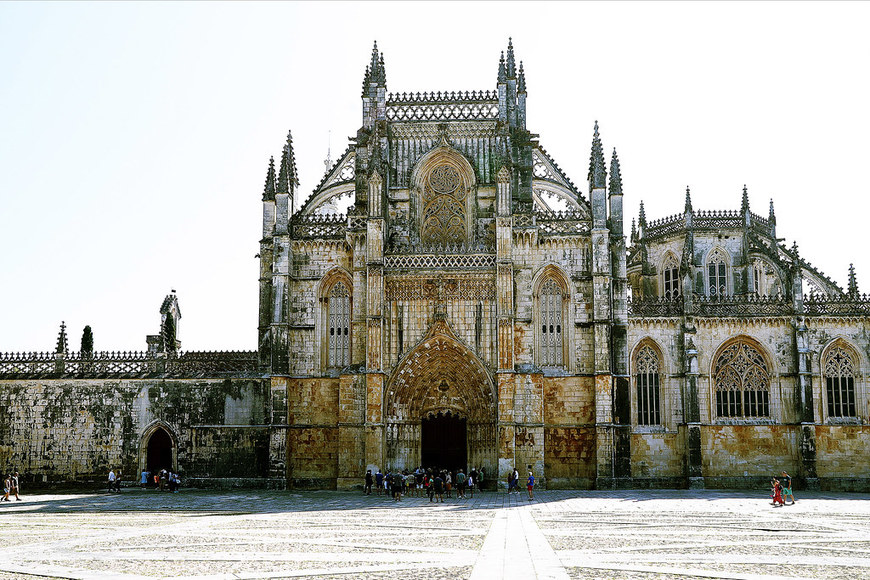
[0,488,869,579]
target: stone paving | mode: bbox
[0,488,869,579]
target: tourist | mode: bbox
[375,469,383,495]
[507,467,518,494]
[10,472,20,500]
[455,469,466,499]
[140,469,150,488]
[114,470,122,492]
[770,477,784,507]
[159,469,168,492]
[415,466,425,497]
[478,467,485,493]
[445,471,452,498]
[433,471,445,503]
[469,467,477,498]
[512,467,520,493]
[527,471,535,500]
[781,471,796,505]
[108,469,116,493]
[167,471,177,493]
[364,469,373,495]
[2,474,10,501]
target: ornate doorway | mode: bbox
[385,318,496,474]
[421,411,467,472]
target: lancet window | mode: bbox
[634,345,662,425]
[326,282,350,368]
[539,278,564,367]
[713,339,770,418]
[752,258,782,297]
[661,253,681,300]
[824,346,857,418]
[707,248,729,298]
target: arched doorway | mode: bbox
[421,411,467,472]
[145,427,173,474]
[385,318,496,475]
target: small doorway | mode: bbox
[421,412,467,472]
[146,427,173,475]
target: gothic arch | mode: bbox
[384,317,496,472]
[410,146,477,246]
[709,335,776,419]
[820,337,863,420]
[749,254,783,297]
[317,267,353,372]
[704,246,731,297]
[631,338,667,426]
[532,264,571,369]
[139,420,177,475]
[659,252,681,299]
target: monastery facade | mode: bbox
[1,42,868,490]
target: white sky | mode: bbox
[1,1,868,352]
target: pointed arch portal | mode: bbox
[385,319,496,475]
[145,426,174,474]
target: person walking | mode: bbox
[108,469,117,493]
[375,469,383,496]
[781,471,796,505]
[364,469,373,495]
[469,467,477,498]
[114,470,122,492]
[140,469,150,488]
[770,477,784,507]
[456,469,467,499]
[10,472,20,500]
[434,472,445,503]
[445,471,452,498]
[2,474,11,501]
[527,471,535,500]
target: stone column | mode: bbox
[684,334,703,488]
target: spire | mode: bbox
[277,130,298,194]
[506,38,516,77]
[498,51,506,83]
[741,184,749,213]
[630,217,637,243]
[848,264,859,297]
[263,156,276,202]
[370,40,379,76]
[361,65,370,97]
[55,321,68,355]
[588,121,606,190]
[517,61,526,93]
[639,200,647,228]
[378,52,387,86]
[685,186,693,212]
[768,198,776,224]
[609,148,622,195]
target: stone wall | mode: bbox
[0,377,270,487]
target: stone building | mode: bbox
[1,41,868,490]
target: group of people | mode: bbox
[770,471,796,506]
[507,467,535,499]
[364,466,485,502]
[108,468,182,492]
[2,472,20,501]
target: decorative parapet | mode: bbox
[0,350,259,379]
[628,296,683,317]
[386,90,499,122]
[804,294,870,316]
[643,209,773,241]
[535,209,590,236]
[384,251,496,271]
[291,213,347,239]
[693,294,793,317]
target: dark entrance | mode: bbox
[146,427,173,474]
[421,412,467,472]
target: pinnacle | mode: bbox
[639,200,647,226]
[588,121,606,191]
[506,38,516,78]
[498,51,506,83]
[56,321,68,355]
[848,264,859,296]
[685,186,692,212]
[517,61,526,93]
[263,156,276,202]
[609,148,622,195]
[741,184,749,213]
[277,130,299,194]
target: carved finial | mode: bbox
[588,121,606,191]
[55,321,68,355]
[848,264,859,297]
[506,38,516,78]
[685,186,692,212]
[497,51,506,83]
[609,148,622,195]
[741,184,749,213]
[379,52,387,86]
[769,198,776,224]
[791,241,801,264]
[639,200,647,228]
[630,217,637,243]
[370,40,379,73]
[277,130,298,194]
[263,156,276,202]
[517,61,526,93]
[361,65,370,97]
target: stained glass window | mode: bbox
[327,282,350,368]
[635,345,661,425]
[714,339,770,418]
[824,346,857,418]
[539,278,563,367]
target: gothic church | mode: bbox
[1,41,867,490]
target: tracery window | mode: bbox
[326,282,350,368]
[421,164,467,245]
[662,254,680,300]
[539,278,564,367]
[707,248,728,298]
[824,346,857,418]
[753,258,782,297]
[714,339,770,418]
[635,345,661,425]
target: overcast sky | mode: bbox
[1,1,868,352]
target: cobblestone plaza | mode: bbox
[1,489,868,579]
